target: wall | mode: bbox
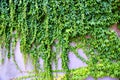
[0,40,119,80]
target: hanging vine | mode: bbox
[0,0,120,80]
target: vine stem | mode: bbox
[43,0,53,79]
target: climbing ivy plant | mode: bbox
[0,0,120,80]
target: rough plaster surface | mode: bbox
[0,41,119,80]
[68,51,87,69]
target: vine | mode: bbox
[0,0,120,80]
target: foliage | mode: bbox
[62,61,120,80]
[0,0,120,80]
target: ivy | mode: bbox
[0,0,120,80]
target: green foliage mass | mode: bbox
[62,61,120,80]
[0,0,120,80]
